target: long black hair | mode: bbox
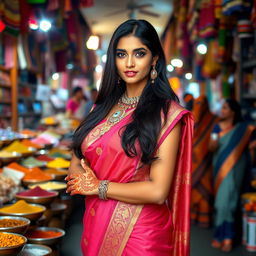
[72,19,179,165]
[225,98,243,125]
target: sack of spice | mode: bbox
[3,167,24,185]
[0,174,19,204]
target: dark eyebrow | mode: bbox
[116,49,126,52]
[133,48,147,52]
[116,47,148,52]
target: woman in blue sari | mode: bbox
[209,99,255,252]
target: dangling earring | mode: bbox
[150,66,158,84]
[117,76,121,85]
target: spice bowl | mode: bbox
[0,232,27,256]
[43,143,54,150]
[15,192,58,206]
[0,152,22,165]
[18,243,52,256]
[35,150,49,156]
[21,147,37,157]
[44,168,68,181]
[28,181,67,193]
[25,227,65,246]
[0,139,13,148]
[0,204,46,221]
[0,216,30,235]
[22,177,53,188]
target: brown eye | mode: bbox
[135,51,146,57]
[116,52,126,58]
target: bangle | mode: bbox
[98,180,109,200]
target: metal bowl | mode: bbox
[25,227,65,246]
[0,216,30,235]
[15,192,58,206]
[43,143,54,150]
[18,243,52,256]
[0,204,46,221]
[18,134,36,140]
[21,147,37,157]
[0,152,22,165]
[0,139,14,148]
[28,182,67,193]
[44,169,67,181]
[35,150,49,156]
[22,176,53,188]
[0,232,27,256]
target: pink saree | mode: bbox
[81,101,194,256]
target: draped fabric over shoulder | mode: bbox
[213,123,255,242]
[191,95,216,227]
[80,101,194,256]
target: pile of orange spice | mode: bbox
[44,168,67,176]
[0,232,25,247]
[26,229,62,239]
[23,167,52,182]
[21,139,42,149]
[20,129,37,137]
[0,219,27,228]
[7,163,52,182]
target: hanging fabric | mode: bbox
[0,0,20,36]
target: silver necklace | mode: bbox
[119,93,140,109]
[107,93,140,124]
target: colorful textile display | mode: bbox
[191,95,216,227]
[187,0,201,43]
[252,0,256,28]
[0,0,20,36]
[202,40,221,79]
[199,0,217,39]
[222,0,251,16]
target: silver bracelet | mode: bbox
[98,180,109,200]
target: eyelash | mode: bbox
[135,51,146,57]
[116,51,146,58]
[116,52,126,58]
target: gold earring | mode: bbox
[150,66,158,84]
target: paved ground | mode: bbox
[60,196,254,256]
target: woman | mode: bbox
[66,19,193,256]
[209,99,255,252]
[66,86,86,120]
[191,95,216,227]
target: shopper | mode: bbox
[209,99,255,252]
[66,19,193,256]
[83,88,98,117]
[191,95,216,228]
[66,86,86,120]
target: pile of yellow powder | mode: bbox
[47,158,70,169]
[0,200,44,214]
[3,141,32,154]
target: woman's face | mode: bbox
[115,35,157,88]
[220,102,234,121]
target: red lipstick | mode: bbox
[124,71,138,77]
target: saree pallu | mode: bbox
[213,123,255,241]
[81,101,193,256]
[191,96,216,227]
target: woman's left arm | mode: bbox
[66,122,181,205]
